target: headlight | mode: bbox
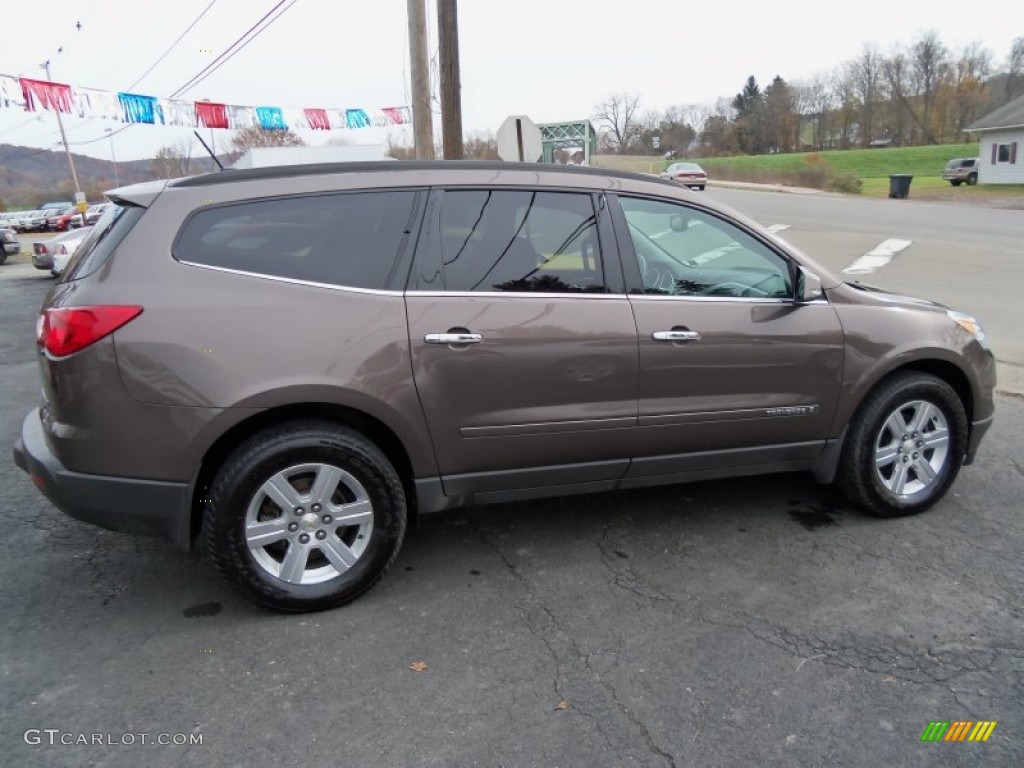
[947,310,988,348]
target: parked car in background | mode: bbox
[0,211,26,229]
[33,227,92,274]
[6,212,30,231]
[46,205,86,232]
[660,162,708,190]
[1,228,20,264]
[942,157,979,186]
[21,210,50,233]
[50,227,93,276]
[84,202,112,225]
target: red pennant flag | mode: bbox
[20,78,74,113]
[195,101,229,129]
[304,108,330,130]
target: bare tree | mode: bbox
[462,133,499,160]
[953,42,993,137]
[832,64,858,148]
[680,104,712,136]
[1007,36,1024,100]
[151,141,193,179]
[852,44,884,145]
[230,126,305,153]
[793,76,833,149]
[883,51,919,144]
[593,93,643,154]
[911,31,951,144]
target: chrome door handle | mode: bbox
[652,330,701,342]
[424,333,483,345]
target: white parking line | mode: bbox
[842,238,913,275]
[766,223,790,233]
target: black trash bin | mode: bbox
[888,174,913,199]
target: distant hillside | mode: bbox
[0,144,222,209]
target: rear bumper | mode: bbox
[13,408,193,550]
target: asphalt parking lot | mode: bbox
[0,254,1021,767]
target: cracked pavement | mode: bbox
[1,262,1021,767]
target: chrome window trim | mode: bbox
[178,260,406,296]
[405,290,629,300]
[629,294,830,305]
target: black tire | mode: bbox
[0,251,7,266]
[836,372,967,518]
[967,173,977,186]
[698,185,706,191]
[950,180,961,187]
[204,421,407,612]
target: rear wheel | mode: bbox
[204,421,407,612]
[837,372,967,518]
[967,172,977,186]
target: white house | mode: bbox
[967,94,1023,185]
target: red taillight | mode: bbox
[37,306,143,357]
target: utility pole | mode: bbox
[406,0,434,159]
[437,0,463,159]
[41,60,82,198]
[105,128,120,187]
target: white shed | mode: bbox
[967,95,1024,185]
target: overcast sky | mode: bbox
[0,0,1020,162]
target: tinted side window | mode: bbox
[175,191,417,290]
[620,196,792,299]
[439,190,605,293]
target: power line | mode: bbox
[62,0,219,137]
[169,0,294,99]
[126,0,220,92]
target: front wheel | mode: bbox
[204,421,407,612]
[950,180,962,187]
[836,372,968,517]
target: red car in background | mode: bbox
[45,205,86,232]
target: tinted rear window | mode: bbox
[62,203,145,281]
[174,191,418,290]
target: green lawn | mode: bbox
[693,143,978,179]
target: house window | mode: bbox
[993,142,1018,164]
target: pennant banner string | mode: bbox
[0,73,411,131]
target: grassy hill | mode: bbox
[0,144,220,209]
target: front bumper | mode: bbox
[13,408,194,550]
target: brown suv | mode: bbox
[13,162,996,612]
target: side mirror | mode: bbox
[797,267,823,302]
